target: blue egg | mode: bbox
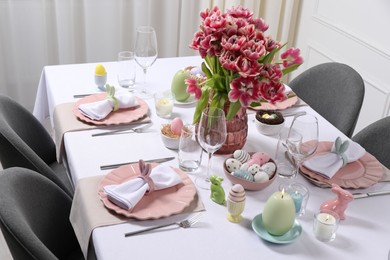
[233,169,254,182]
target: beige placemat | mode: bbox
[69,175,205,259]
[53,102,150,163]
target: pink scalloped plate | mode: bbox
[249,95,298,111]
[72,93,149,125]
[300,142,384,189]
[98,163,197,219]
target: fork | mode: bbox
[91,125,151,137]
[124,213,202,237]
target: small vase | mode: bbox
[217,102,248,154]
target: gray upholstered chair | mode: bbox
[0,167,83,260]
[0,94,73,197]
[289,62,365,137]
[352,116,390,168]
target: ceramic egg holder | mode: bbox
[95,74,107,91]
[227,184,246,223]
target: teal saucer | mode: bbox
[251,214,302,244]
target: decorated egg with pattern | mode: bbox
[248,164,261,175]
[247,158,260,166]
[251,152,271,165]
[260,162,276,177]
[233,169,254,182]
[225,158,242,173]
[233,150,251,164]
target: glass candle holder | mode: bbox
[313,209,340,242]
[154,90,174,118]
[278,182,309,217]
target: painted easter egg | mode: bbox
[261,162,276,177]
[251,152,271,165]
[225,158,242,173]
[233,169,254,182]
[233,150,251,164]
[248,164,261,175]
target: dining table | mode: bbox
[33,56,390,260]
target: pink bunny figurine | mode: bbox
[320,183,354,220]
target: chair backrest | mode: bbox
[289,62,365,137]
[0,167,83,260]
[0,94,72,196]
[352,117,390,168]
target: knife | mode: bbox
[100,157,175,170]
[352,190,390,199]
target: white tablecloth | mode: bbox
[34,56,390,260]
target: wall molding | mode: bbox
[311,14,390,62]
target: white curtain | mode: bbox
[0,0,299,111]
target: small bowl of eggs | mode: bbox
[160,117,184,150]
[223,150,277,191]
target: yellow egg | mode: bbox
[95,64,107,76]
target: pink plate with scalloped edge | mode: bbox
[300,142,384,189]
[249,95,298,111]
[98,163,197,219]
[73,93,148,125]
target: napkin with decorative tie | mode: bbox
[103,160,182,210]
[303,137,366,179]
[78,85,139,120]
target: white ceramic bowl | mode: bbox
[160,133,180,150]
[255,119,284,136]
[160,124,180,150]
[254,110,285,136]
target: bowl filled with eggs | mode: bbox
[223,150,277,191]
[160,117,184,150]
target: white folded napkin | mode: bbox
[78,91,139,120]
[103,163,182,210]
[303,138,366,179]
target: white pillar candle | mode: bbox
[313,212,339,242]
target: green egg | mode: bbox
[171,69,191,102]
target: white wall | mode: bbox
[291,0,390,134]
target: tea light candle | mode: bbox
[313,211,339,242]
[156,98,173,116]
[154,91,174,118]
[262,189,296,236]
[290,190,303,213]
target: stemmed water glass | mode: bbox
[196,107,227,189]
[134,26,158,98]
[286,114,319,179]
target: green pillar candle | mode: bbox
[262,189,296,236]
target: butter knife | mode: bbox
[352,190,390,199]
[100,157,175,170]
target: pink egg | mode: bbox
[170,117,183,135]
[247,158,260,166]
[251,152,271,165]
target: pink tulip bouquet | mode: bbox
[186,6,303,123]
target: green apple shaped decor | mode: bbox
[262,189,295,236]
[171,67,192,102]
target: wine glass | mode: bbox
[134,26,158,98]
[286,114,319,178]
[196,107,227,189]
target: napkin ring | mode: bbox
[138,160,155,195]
[331,137,349,166]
